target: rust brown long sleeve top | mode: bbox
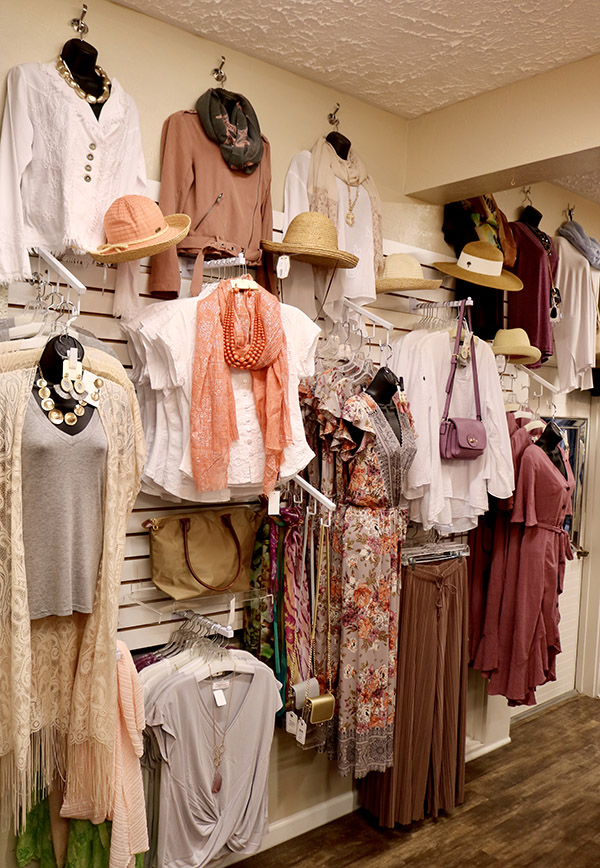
[149,110,274,298]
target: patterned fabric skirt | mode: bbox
[336,505,405,778]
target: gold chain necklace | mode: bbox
[345,182,360,227]
[56,57,111,105]
[208,664,237,794]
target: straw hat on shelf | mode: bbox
[376,253,442,292]
[492,328,541,365]
[261,212,358,269]
[88,195,191,264]
[433,240,523,292]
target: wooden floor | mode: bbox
[245,695,600,868]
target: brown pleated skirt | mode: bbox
[360,558,469,827]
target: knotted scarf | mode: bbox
[190,280,291,495]
[558,219,600,270]
[307,136,383,276]
[196,88,264,174]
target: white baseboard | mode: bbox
[221,790,359,865]
[465,736,511,762]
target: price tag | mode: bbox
[296,718,307,745]
[276,255,290,279]
[213,689,226,707]
[286,711,298,735]
[268,490,281,516]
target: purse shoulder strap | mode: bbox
[442,300,483,422]
[180,514,243,592]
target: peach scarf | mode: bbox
[191,280,291,494]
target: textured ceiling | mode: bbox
[553,171,600,207]
[114,0,600,119]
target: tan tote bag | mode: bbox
[143,506,264,600]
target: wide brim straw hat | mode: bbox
[88,194,191,264]
[376,253,442,292]
[492,328,541,365]
[261,211,358,269]
[433,240,523,292]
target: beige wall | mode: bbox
[405,54,600,203]
[0,0,409,209]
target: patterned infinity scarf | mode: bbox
[196,88,264,174]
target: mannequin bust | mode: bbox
[325,131,351,160]
[60,39,109,119]
[519,205,543,229]
[348,367,403,448]
[535,420,568,479]
[33,335,96,435]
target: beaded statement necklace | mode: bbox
[222,285,266,369]
[56,56,111,105]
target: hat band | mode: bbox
[457,250,503,277]
[97,223,170,253]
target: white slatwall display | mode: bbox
[7,193,455,652]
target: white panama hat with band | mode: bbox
[433,241,523,292]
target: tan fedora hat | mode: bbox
[492,328,541,365]
[88,195,191,264]
[261,212,358,269]
[433,241,523,292]
[376,253,442,293]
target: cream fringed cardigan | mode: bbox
[0,345,145,830]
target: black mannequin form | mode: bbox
[535,420,568,479]
[518,205,543,229]
[33,335,96,435]
[348,367,403,448]
[60,38,109,118]
[325,131,351,160]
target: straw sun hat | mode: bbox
[88,195,191,264]
[261,212,358,269]
[492,328,541,365]
[376,253,442,293]
[433,241,523,292]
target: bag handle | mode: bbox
[179,514,243,592]
[442,300,483,422]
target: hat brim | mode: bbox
[492,346,542,365]
[261,239,358,269]
[376,277,442,293]
[88,214,191,264]
[432,261,523,292]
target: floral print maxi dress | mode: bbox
[333,392,416,778]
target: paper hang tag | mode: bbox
[296,718,307,745]
[81,370,100,407]
[268,490,281,516]
[286,711,299,735]
[62,357,83,381]
[213,689,226,707]
[276,255,291,279]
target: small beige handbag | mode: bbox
[143,506,264,600]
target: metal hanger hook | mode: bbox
[327,102,340,129]
[212,56,227,86]
[70,4,89,38]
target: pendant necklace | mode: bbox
[345,182,360,227]
[209,664,237,794]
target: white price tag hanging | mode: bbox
[213,689,226,707]
[268,490,281,516]
[276,255,291,279]
[286,711,299,735]
[296,717,307,745]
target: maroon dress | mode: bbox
[487,444,574,705]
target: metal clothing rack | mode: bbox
[402,541,470,569]
[409,296,473,312]
[33,247,87,296]
[125,586,272,625]
[291,474,336,512]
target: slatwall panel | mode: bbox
[7,185,455,651]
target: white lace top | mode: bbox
[0,62,147,284]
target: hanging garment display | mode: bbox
[390,314,514,534]
[504,221,559,368]
[148,104,273,299]
[281,137,382,320]
[330,390,417,777]
[0,343,144,831]
[557,219,600,269]
[0,62,147,285]
[144,649,281,868]
[441,196,516,338]
[551,235,599,392]
[360,557,469,826]
[123,283,320,502]
[196,88,264,173]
